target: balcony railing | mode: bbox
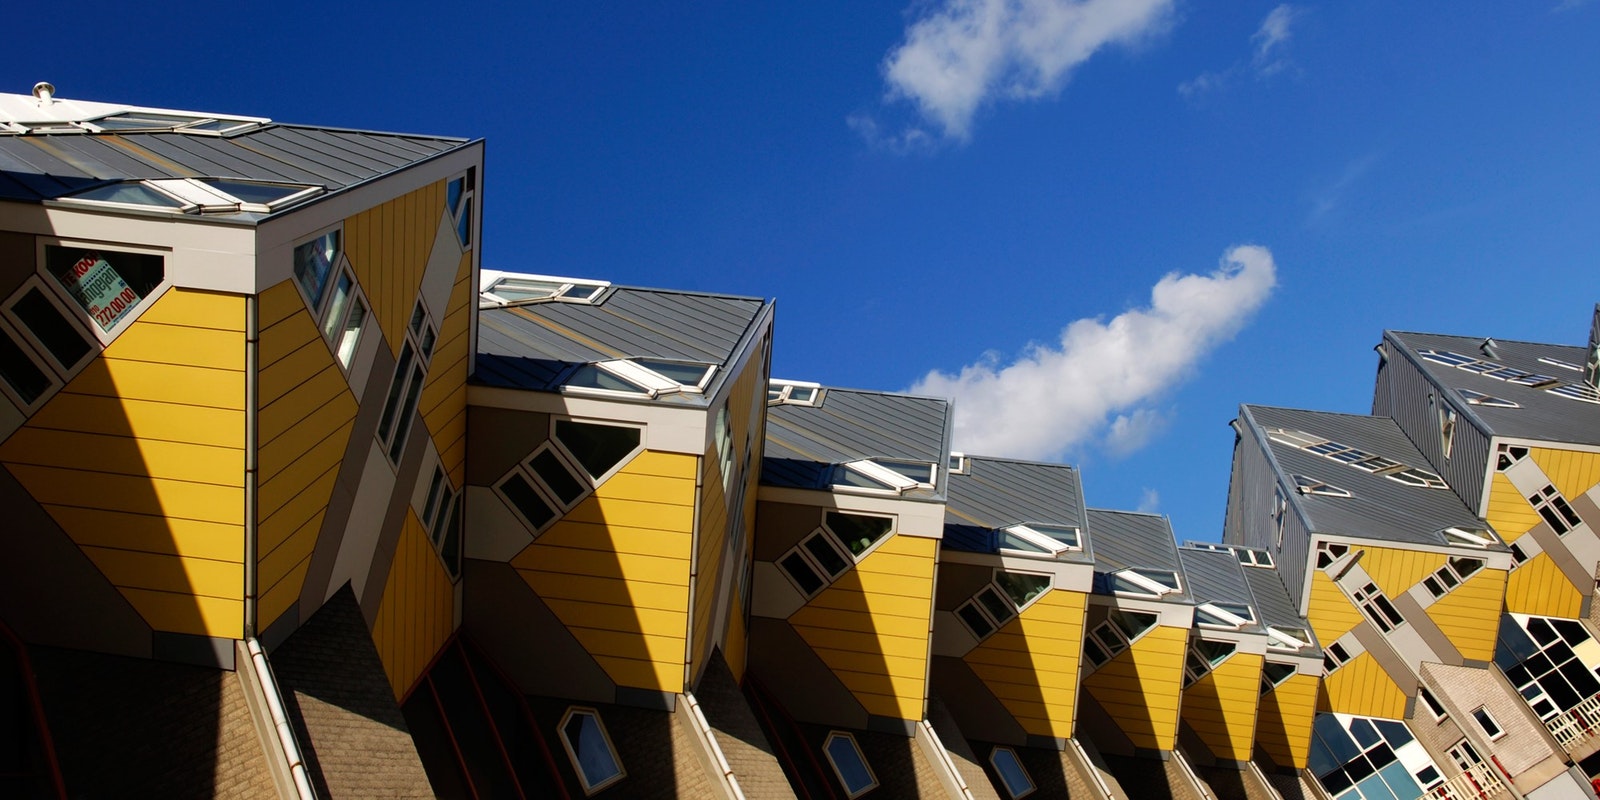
[1424,762,1507,800]
[1546,693,1600,751]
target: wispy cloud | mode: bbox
[909,245,1278,461]
[1179,4,1301,99]
[1136,488,1161,514]
[871,0,1175,143]
[1308,153,1380,223]
[1554,0,1592,12]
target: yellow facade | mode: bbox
[1506,552,1583,618]
[962,589,1086,740]
[511,450,698,693]
[1256,671,1318,769]
[1486,472,1541,543]
[1530,446,1600,503]
[1181,650,1264,762]
[1426,566,1508,661]
[255,280,359,629]
[1082,622,1187,751]
[0,288,247,639]
[789,533,938,722]
[371,511,457,700]
[1362,545,1446,600]
[342,181,446,358]
[1320,651,1406,719]
[1306,570,1362,646]
[418,251,472,488]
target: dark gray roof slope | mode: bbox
[474,286,770,404]
[1388,331,1600,447]
[1177,547,1254,608]
[1242,567,1315,642]
[1243,405,1496,549]
[1085,508,1189,601]
[0,125,470,210]
[762,386,951,500]
[942,456,1091,561]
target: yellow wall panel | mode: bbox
[370,512,456,700]
[1084,623,1187,751]
[1364,546,1446,599]
[1181,651,1264,762]
[1427,567,1508,661]
[562,496,696,531]
[137,288,245,330]
[419,250,471,484]
[594,658,684,693]
[257,280,303,330]
[80,546,241,600]
[1257,672,1319,769]
[258,558,311,628]
[9,464,244,524]
[1532,446,1600,504]
[1487,472,1542,543]
[120,589,243,640]
[47,507,241,562]
[1320,652,1406,719]
[691,441,726,685]
[1,428,243,486]
[1307,570,1363,645]
[342,181,445,358]
[66,358,245,410]
[258,510,324,594]
[532,521,691,559]
[1506,553,1584,618]
[517,570,690,612]
[258,366,353,447]
[25,394,242,448]
[257,421,354,521]
[105,322,242,371]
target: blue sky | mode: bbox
[11,1,1599,541]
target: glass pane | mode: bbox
[421,468,446,528]
[376,344,417,444]
[321,272,354,340]
[1348,718,1381,749]
[72,182,185,208]
[335,299,366,367]
[636,359,710,387]
[446,178,464,216]
[781,553,824,595]
[1528,617,1558,646]
[825,735,874,794]
[10,289,91,368]
[1376,761,1420,800]
[789,386,816,402]
[292,233,338,309]
[501,473,555,530]
[1031,524,1079,548]
[562,712,622,790]
[565,364,646,393]
[555,420,641,479]
[958,604,994,638]
[977,587,1014,624]
[203,179,302,205]
[877,459,933,483]
[182,118,254,133]
[493,278,562,302]
[804,534,849,578]
[1353,771,1398,800]
[824,512,893,557]
[998,531,1050,552]
[1313,715,1362,765]
[440,498,461,577]
[386,367,425,461]
[1109,610,1157,640]
[456,201,472,246]
[530,450,585,506]
[990,748,1033,798]
[92,112,196,130]
[46,247,162,333]
[995,572,1050,607]
[1554,619,1591,646]
[0,329,50,404]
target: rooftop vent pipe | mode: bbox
[1585,304,1599,389]
[1480,338,1498,359]
[32,82,54,106]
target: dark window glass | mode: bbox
[555,420,640,479]
[1374,720,1413,748]
[1561,659,1600,700]
[530,450,585,506]
[804,534,849,578]
[439,496,461,578]
[1084,638,1111,666]
[1367,742,1395,769]
[1525,652,1553,678]
[781,553,825,595]
[990,748,1034,799]
[958,604,994,639]
[377,344,416,445]
[1321,766,1353,794]
[1528,617,1558,646]
[290,234,337,309]
[824,512,893,557]
[11,288,91,368]
[824,735,875,795]
[977,587,1014,625]
[1555,619,1591,647]
[1349,718,1381,748]
[1543,674,1580,709]
[1344,755,1375,782]
[562,711,623,791]
[204,180,302,205]
[501,474,555,530]
[0,330,51,404]
[995,572,1050,607]
[45,246,163,332]
[387,365,425,461]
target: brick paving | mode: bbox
[694,651,798,799]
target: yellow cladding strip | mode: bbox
[1506,552,1583,618]
[1320,651,1406,718]
[965,589,1087,740]
[1362,546,1446,600]
[1427,567,1507,661]
[1531,446,1600,504]
[1306,570,1363,645]
[1082,623,1188,751]
[790,533,938,723]
[514,449,697,693]
[1487,473,1540,542]
[370,512,457,701]
[1181,651,1264,762]
[1257,672,1319,769]
[419,251,472,486]
[342,181,445,359]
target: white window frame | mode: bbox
[313,265,371,372]
[1267,626,1313,652]
[989,746,1036,799]
[1195,602,1254,630]
[1352,581,1406,633]
[1458,388,1519,408]
[1185,638,1237,686]
[999,523,1080,556]
[35,238,172,346]
[478,275,609,308]
[1470,706,1505,741]
[1419,687,1449,721]
[767,378,823,407]
[1109,568,1181,598]
[0,276,98,379]
[823,731,878,799]
[557,706,626,795]
[0,316,62,412]
[1529,484,1583,536]
[1421,556,1485,599]
[446,170,475,250]
[1293,474,1352,498]
[494,418,645,538]
[290,226,343,317]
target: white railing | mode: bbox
[1423,762,1506,800]
[1546,693,1600,751]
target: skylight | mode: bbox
[87,111,260,135]
[1263,426,1447,490]
[61,178,320,215]
[563,359,716,399]
[1195,602,1254,629]
[1109,568,1180,598]
[999,523,1081,556]
[830,459,935,495]
[1458,389,1519,408]
[479,274,609,307]
[768,379,822,406]
[1268,626,1313,651]
[1416,348,1600,405]
[1294,475,1352,498]
[1439,527,1497,548]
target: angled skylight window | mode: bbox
[989,747,1036,799]
[1387,466,1447,490]
[1548,382,1600,404]
[823,732,878,798]
[1109,568,1180,598]
[634,359,715,391]
[564,359,715,399]
[948,452,968,474]
[479,274,609,307]
[63,178,320,215]
[446,170,475,247]
[1235,547,1273,568]
[1439,527,1496,548]
[70,182,191,210]
[768,379,822,406]
[999,524,1080,556]
[877,459,936,486]
[1539,356,1584,372]
[558,707,625,794]
[1293,475,1352,498]
[88,112,260,135]
[1185,639,1237,686]
[1195,602,1254,629]
[1268,626,1313,651]
[832,459,919,494]
[1458,388,1519,408]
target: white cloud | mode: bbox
[1136,488,1161,514]
[1177,68,1234,100]
[879,0,1175,140]
[1251,4,1300,76]
[909,245,1278,461]
[1104,407,1170,456]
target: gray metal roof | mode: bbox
[1388,331,1600,447]
[1085,508,1189,601]
[941,455,1091,561]
[1241,567,1315,643]
[1241,405,1495,549]
[0,125,471,215]
[1176,548,1254,608]
[475,286,770,406]
[761,386,951,500]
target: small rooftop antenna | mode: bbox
[1584,304,1599,389]
[1479,338,1498,359]
[32,82,55,106]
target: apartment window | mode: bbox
[1315,542,1350,570]
[558,707,625,795]
[1496,444,1530,471]
[1459,389,1518,408]
[825,512,893,558]
[1268,626,1313,651]
[999,523,1080,556]
[1185,639,1237,686]
[0,324,53,407]
[1439,405,1457,459]
[420,466,462,579]
[1085,610,1158,669]
[480,275,609,307]
[1235,547,1273,568]
[43,245,164,335]
[715,406,734,493]
[318,270,368,368]
[446,169,475,248]
[3,285,93,373]
[1294,475,1352,498]
[768,379,822,406]
[555,419,642,481]
[1272,486,1287,550]
[293,231,339,309]
[376,303,437,463]
[1353,582,1405,633]
[1529,485,1583,535]
[1495,614,1600,723]
[565,358,715,399]
[778,511,895,598]
[1109,568,1180,598]
[1261,662,1296,695]
[1419,687,1449,721]
[948,453,968,474]
[1421,557,1484,599]
[957,571,1053,641]
[989,747,1035,799]
[1309,713,1437,800]
[496,420,643,537]
[823,732,877,798]
[1471,707,1505,740]
[1323,642,1353,674]
[1195,602,1254,629]
[1509,542,1529,567]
